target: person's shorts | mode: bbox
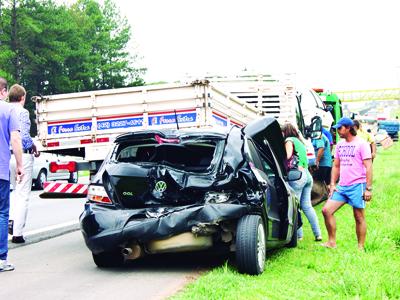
[331,183,366,209]
[314,166,331,185]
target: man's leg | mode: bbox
[353,208,366,249]
[0,179,10,260]
[321,199,345,247]
[11,154,33,239]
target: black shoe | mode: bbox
[8,220,13,235]
[11,236,25,244]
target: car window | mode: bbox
[300,89,325,110]
[245,139,276,178]
[115,140,222,173]
[310,90,326,109]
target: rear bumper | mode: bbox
[80,203,250,254]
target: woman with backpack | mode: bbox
[281,123,322,241]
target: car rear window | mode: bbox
[115,141,221,173]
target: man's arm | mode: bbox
[370,143,377,160]
[20,110,34,149]
[10,131,24,182]
[316,147,324,168]
[329,157,340,197]
[363,158,373,201]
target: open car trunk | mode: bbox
[102,131,225,209]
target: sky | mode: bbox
[113,0,400,91]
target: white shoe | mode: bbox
[0,259,15,272]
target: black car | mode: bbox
[80,117,304,275]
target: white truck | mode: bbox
[34,76,328,198]
[206,73,334,163]
[33,80,264,196]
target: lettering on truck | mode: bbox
[148,110,197,126]
[48,121,92,135]
[97,116,144,130]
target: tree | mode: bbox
[0,0,146,135]
[72,0,145,89]
[1,0,145,95]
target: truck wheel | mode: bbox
[35,169,47,190]
[236,215,266,275]
[286,211,298,248]
[92,250,124,268]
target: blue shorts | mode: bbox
[331,183,366,209]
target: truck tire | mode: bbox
[34,169,47,190]
[92,250,124,268]
[236,215,266,275]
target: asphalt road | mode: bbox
[25,190,86,232]
[8,190,86,247]
[3,231,227,300]
[4,191,227,299]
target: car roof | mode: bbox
[114,127,233,143]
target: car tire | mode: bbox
[236,214,266,275]
[34,169,47,190]
[92,250,124,268]
[286,211,298,248]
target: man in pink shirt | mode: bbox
[321,117,373,250]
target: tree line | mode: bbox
[0,0,146,134]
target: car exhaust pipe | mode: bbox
[121,244,142,260]
[122,248,132,256]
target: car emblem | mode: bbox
[154,181,167,193]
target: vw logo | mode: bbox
[154,181,167,193]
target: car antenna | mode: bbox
[174,109,180,130]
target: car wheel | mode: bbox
[286,211,298,248]
[92,250,124,268]
[35,169,47,190]
[236,214,266,275]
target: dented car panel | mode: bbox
[80,117,299,273]
[80,202,250,254]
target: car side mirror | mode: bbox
[325,105,333,112]
[305,116,322,139]
[287,169,302,181]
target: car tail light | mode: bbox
[154,134,180,144]
[87,185,113,204]
[49,161,77,173]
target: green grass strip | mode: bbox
[173,142,400,300]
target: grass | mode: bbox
[172,142,400,300]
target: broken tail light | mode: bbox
[154,134,180,144]
[87,185,113,204]
[204,192,231,204]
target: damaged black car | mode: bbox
[80,117,302,275]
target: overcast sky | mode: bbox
[114,0,400,91]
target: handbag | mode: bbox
[285,138,299,171]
